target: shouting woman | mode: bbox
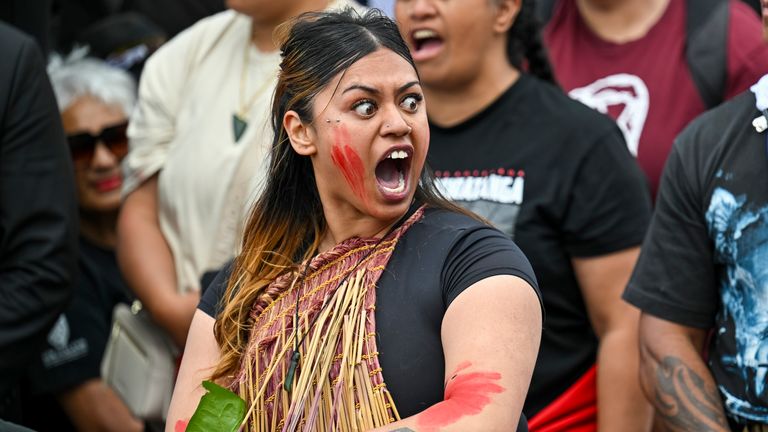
[168,9,543,432]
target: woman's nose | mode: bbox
[90,142,119,169]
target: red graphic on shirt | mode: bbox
[331,126,368,207]
[568,74,649,157]
[417,361,504,431]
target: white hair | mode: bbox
[47,47,137,116]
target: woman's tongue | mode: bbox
[375,159,401,190]
[413,38,443,61]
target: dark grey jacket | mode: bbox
[0,21,78,417]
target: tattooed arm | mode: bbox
[638,313,729,432]
[370,275,542,432]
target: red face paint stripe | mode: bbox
[331,126,368,206]
[343,144,366,201]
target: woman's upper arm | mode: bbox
[122,32,191,197]
[435,274,542,431]
[117,174,176,306]
[165,309,220,432]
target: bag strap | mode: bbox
[686,0,729,109]
[535,0,558,24]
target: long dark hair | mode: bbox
[212,8,467,380]
[506,0,557,84]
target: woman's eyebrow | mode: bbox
[397,81,420,93]
[342,81,420,95]
[342,84,379,95]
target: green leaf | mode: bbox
[186,381,246,432]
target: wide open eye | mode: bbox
[399,94,422,113]
[353,100,377,118]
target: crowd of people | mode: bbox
[1,0,767,431]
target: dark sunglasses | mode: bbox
[67,121,129,166]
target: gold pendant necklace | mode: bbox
[232,40,274,142]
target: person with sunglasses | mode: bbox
[21,52,144,432]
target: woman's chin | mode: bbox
[367,189,416,224]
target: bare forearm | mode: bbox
[370,407,523,432]
[118,179,196,347]
[597,328,653,432]
[572,248,652,431]
[117,210,197,347]
[637,315,730,432]
[642,353,729,432]
[59,379,144,432]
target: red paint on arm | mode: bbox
[452,361,472,375]
[174,419,189,432]
[416,362,504,432]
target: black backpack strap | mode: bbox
[686,0,729,109]
[535,0,558,25]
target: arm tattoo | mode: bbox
[654,356,729,432]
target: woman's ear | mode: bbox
[284,110,316,156]
[494,0,522,34]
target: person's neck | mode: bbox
[79,209,119,249]
[424,60,520,128]
[576,0,670,43]
[250,20,280,52]
[249,0,331,52]
[318,204,405,253]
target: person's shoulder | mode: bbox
[0,23,46,118]
[521,74,620,137]
[178,9,243,38]
[146,9,243,66]
[0,21,34,54]
[667,90,757,187]
[0,22,40,78]
[416,207,509,242]
[676,90,756,154]
[724,0,767,54]
[727,0,762,26]
[421,207,487,229]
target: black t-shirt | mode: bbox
[624,90,768,424]
[22,237,133,431]
[200,207,541,431]
[427,74,652,416]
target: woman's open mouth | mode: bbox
[375,148,412,200]
[411,29,444,62]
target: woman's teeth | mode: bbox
[413,29,438,41]
[387,150,408,159]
